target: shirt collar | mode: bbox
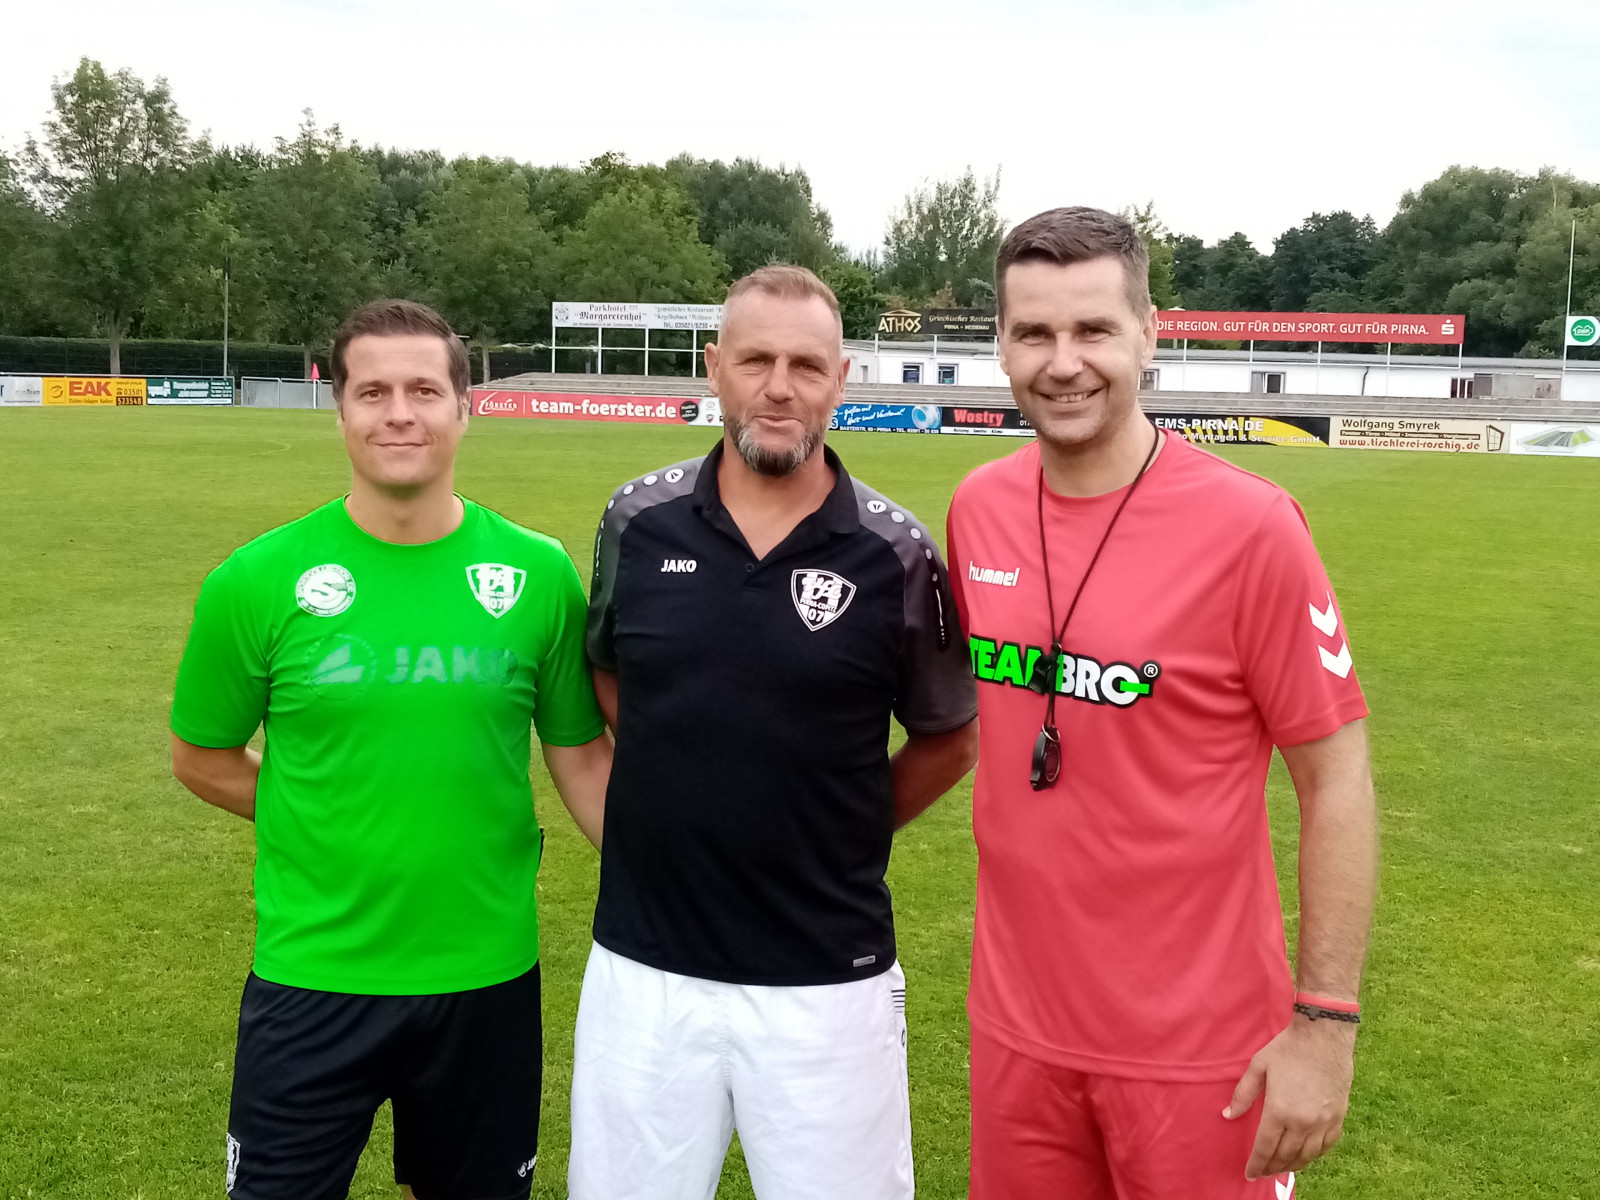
[693,439,859,537]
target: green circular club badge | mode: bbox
[296,563,357,616]
[1569,316,1599,346]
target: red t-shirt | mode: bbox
[946,431,1368,1082]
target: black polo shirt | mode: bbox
[586,441,976,986]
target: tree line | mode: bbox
[1,58,1596,377]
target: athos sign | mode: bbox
[1156,312,1466,345]
[876,308,997,337]
[552,302,724,330]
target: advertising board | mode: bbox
[0,375,43,406]
[830,402,941,433]
[473,389,708,424]
[1155,311,1465,345]
[1332,417,1507,453]
[42,376,147,405]
[146,376,235,405]
[1151,413,1329,447]
[552,302,724,330]
[939,406,1033,436]
[1505,422,1600,457]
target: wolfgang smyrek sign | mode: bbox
[1156,312,1465,345]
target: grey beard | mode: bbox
[730,416,823,477]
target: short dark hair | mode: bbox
[994,207,1151,320]
[331,299,470,402]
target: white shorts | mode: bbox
[568,941,914,1200]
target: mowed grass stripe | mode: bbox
[1,408,1596,1199]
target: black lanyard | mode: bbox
[1028,424,1161,790]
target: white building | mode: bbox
[843,339,1600,404]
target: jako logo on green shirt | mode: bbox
[968,634,1160,708]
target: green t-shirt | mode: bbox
[171,497,605,995]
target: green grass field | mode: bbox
[2,407,1597,1199]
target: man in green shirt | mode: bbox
[170,299,611,1200]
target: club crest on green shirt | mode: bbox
[467,563,527,619]
[296,563,356,616]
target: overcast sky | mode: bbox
[4,0,1596,255]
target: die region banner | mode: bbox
[1156,312,1465,345]
[42,377,147,405]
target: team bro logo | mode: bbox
[968,634,1160,707]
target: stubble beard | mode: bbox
[729,413,824,477]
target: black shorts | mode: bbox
[225,964,542,1200]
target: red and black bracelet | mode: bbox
[1293,992,1361,1024]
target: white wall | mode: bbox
[842,341,1600,402]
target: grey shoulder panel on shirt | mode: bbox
[849,478,954,646]
[602,458,701,530]
[850,477,940,572]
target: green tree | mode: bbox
[1170,232,1272,312]
[0,151,59,335]
[1505,200,1600,356]
[243,114,381,376]
[411,159,556,382]
[820,257,887,339]
[882,167,1004,307]
[1270,211,1378,312]
[1122,202,1179,309]
[1367,166,1600,356]
[556,180,726,303]
[24,57,193,372]
[664,155,835,277]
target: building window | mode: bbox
[902,363,922,384]
[1139,368,1159,391]
[937,363,957,385]
[1250,371,1285,395]
[1450,376,1475,399]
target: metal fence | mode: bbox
[241,378,336,410]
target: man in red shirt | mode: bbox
[946,207,1378,1198]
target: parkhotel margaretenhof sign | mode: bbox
[877,308,998,337]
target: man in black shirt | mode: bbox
[572,265,979,1200]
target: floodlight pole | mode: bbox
[1385,342,1391,397]
[1562,217,1576,385]
[597,326,603,376]
[644,328,650,377]
[222,255,231,384]
[691,329,697,379]
[550,311,556,374]
[1316,341,1322,395]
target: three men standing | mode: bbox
[948,208,1377,1197]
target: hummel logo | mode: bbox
[1276,1172,1295,1200]
[1319,642,1353,678]
[1309,593,1339,636]
[661,558,697,573]
[969,561,1022,587]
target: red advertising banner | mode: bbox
[472,389,704,423]
[1155,311,1464,345]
